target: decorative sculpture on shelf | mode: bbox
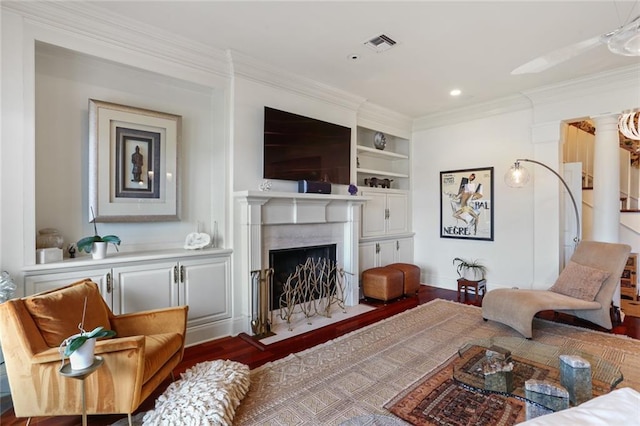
[373,132,387,150]
[364,177,393,188]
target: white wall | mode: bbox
[412,67,640,292]
[34,43,226,254]
[412,109,536,290]
[232,75,358,194]
[1,5,232,296]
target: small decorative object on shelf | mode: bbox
[259,180,272,191]
[348,184,358,195]
[36,228,64,249]
[184,232,211,250]
[76,208,121,260]
[364,177,393,188]
[365,177,379,187]
[373,131,387,150]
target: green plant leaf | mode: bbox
[101,235,121,245]
[63,335,88,357]
[76,236,100,253]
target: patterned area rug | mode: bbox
[233,299,640,425]
[384,344,616,425]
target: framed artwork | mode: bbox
[440,167,494,241]
[89,99,181,222]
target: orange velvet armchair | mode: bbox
[0,279,188,424]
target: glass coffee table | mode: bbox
[452,337,623,412]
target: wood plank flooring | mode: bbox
[2,285,639,425]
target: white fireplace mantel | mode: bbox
[234,190,368,332]
[234,190,369,225]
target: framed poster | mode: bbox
[89,99,181,222]
[440,167,494,241]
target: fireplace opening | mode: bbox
[269,244,337,310]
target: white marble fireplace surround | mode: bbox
[235,191,368,315]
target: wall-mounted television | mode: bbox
[263,107,351,185]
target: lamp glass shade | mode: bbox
[504,162,530,187]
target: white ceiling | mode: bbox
[91,1,640,118]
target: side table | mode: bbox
[457,278,486,305]
[58,356,103,426]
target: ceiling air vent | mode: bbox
[364,34,397,53]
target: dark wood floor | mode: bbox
[3,286,639,425]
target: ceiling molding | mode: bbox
[229,50,366,112]
[357,102,413,138]
[412,94,533,132]
[522,64,640,108]
[2,1,232,79]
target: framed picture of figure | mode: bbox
[440,167,494,241]
[89,99,182,222]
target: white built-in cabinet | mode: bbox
[360,189,409,237]
[23,249,232,346]
[356,125,414,276]
[359,237,414,274]
[356,127,410,190]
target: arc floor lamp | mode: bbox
[504,159,581,246]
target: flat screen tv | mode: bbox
[263,107,351,185]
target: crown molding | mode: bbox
[522,64,640,107]
[357,102,413,138]
[2,1,231,79]
[229,50,366,112]
[412,64,640,132]
[412,94,532,132]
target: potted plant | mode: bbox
[62,326,116,370]
[453,257,487,281]
[76,209,121,259]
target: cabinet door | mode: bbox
[111,262,177,315]
[386,193,408,234]
[378,240,396,267]
[25,268,113,308]
[181,257,230,327]
[358,242,378,274]
[361,192,387,237]
[395,237,414,264]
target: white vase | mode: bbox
[463,269,484,281]
[91,242,108,260]
[69,337,96,370]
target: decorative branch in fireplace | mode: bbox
[278,257,347,331]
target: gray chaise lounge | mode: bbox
[482,241,631,338]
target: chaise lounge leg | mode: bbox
[128,413,133,426]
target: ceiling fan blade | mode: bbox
[511,35,604,75]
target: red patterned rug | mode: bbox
[384,345,611,426]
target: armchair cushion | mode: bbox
[549,261,610,301]
[23,280,111,347]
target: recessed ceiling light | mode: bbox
[450,89,462,97]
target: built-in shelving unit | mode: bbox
[356,126,410,191]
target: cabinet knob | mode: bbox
[396,240,400,250]
[106,272,112,293]
[385,208,390,219]
[180,265,185,283]
[375,243,380,253]
[173,266,179,284]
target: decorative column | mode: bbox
[591,114,623,306]
[591,114,621,243]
